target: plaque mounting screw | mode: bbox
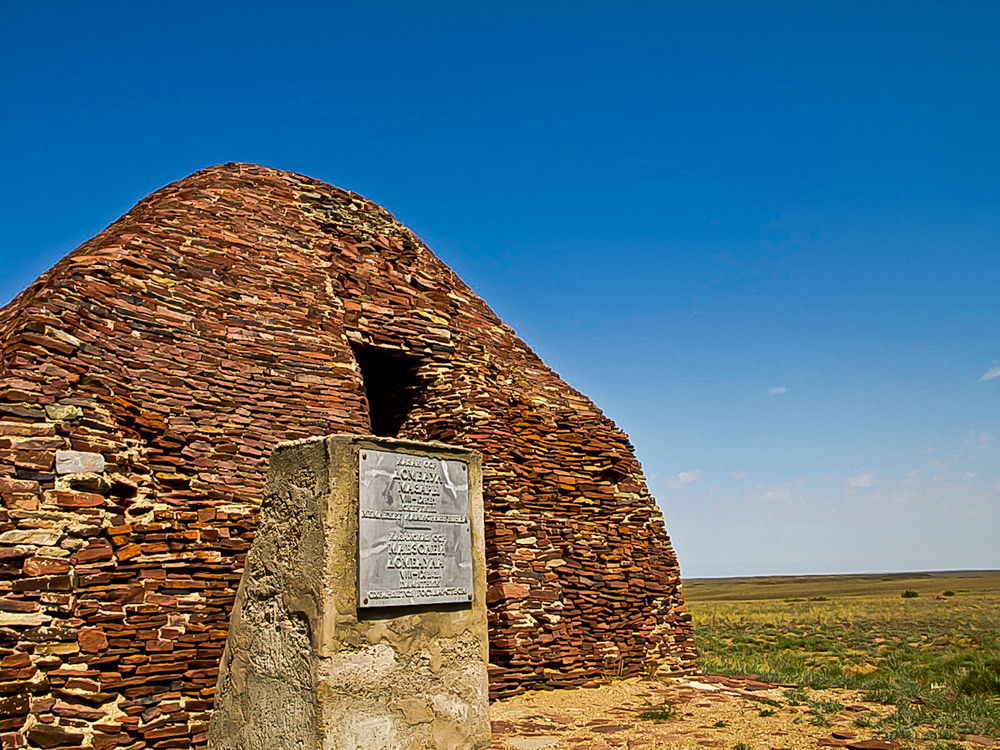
[364,597,369,604]
[362,453,368,460]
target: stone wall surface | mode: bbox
[0,162,696,750]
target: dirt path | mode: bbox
[489,675,995,750]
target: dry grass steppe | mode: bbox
[686,570,1000,746]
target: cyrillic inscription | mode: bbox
[358,450,473,607]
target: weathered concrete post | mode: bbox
[209,435,491,750]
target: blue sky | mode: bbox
[2,2,997,576]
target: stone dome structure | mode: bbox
[0,163,695,749]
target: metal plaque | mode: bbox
[358,449,473,608]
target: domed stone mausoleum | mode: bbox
[0,163,696,749]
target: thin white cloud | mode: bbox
[750,481,793,505]
[768,386,789,395]
[969,431,992,451]
[667,469,703,490]
[730,470,749,481]
[981,366,1000,381]
[847,470,876,488]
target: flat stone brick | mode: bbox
[55,450,105,475]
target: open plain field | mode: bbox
[490,572,999,749]
[685,570,1000,746]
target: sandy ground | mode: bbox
[489,675,997,750]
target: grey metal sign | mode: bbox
[358,449,473,608]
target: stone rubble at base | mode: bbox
[490,676,914,750]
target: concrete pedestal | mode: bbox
[209,435,491,750]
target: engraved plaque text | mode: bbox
[358,449,472,608]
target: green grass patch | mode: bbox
[958,659,1000,697]
[638,702,677,723]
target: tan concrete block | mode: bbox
[210,434,490,750]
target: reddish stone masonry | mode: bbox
[0,163,696,749]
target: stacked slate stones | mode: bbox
[0,163,696,750]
